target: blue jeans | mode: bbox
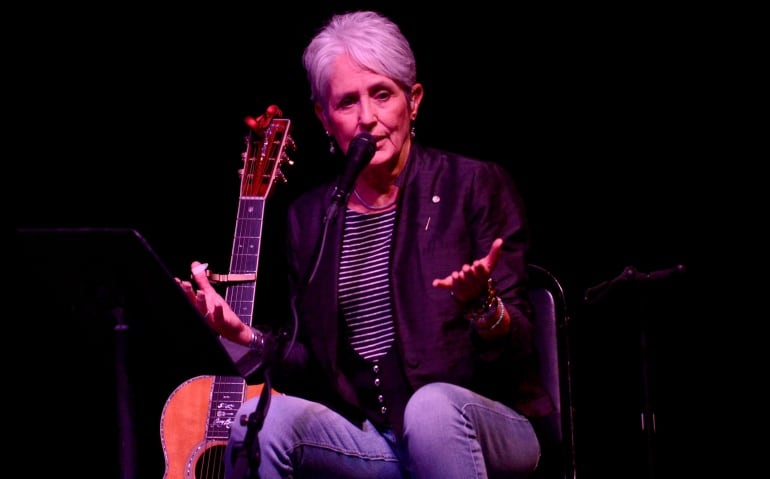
[225,382,540,479]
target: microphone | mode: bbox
[324,132,377,222]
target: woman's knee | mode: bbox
[404,382,467,430]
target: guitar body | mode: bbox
[161,376,265,479]
[161,109,293,479]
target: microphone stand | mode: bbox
[230,328,289,479]
[232,368,274,479]
[583,264,686,479]
[235,138,366,475]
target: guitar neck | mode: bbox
[224,196,266,327]
[223,117,292,328]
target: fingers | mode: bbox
[432,238,505,298]
[190,261,215,292]
[432,271,459,289]
[484,238,503,271]
[188,261,221,320]
[176,277,197,301]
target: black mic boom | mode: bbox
[325,132,377,221]
[624,264,687,281]
[584,263,687,304]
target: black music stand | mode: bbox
[14,227,257,479]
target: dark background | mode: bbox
[13,2,726,478]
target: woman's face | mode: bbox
[316,54,422,169]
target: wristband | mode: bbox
[470,296,505,331]
[249,328,265,353]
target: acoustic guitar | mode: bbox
[160,106,293,479]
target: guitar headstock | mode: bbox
[239,105,295,198]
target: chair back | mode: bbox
[528,264,576,479]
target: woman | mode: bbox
[181,10,553,479]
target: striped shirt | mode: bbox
[338,209,396,360]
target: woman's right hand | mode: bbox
[176,261,254,346]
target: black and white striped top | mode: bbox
[338,209,397,360]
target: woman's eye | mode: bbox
[339,98,355,108]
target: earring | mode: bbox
[326,131,336,154]
[410,121,416,139]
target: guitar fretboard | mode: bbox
[207,376,250,439]
[226,198,264,321]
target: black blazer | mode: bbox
[269,143,554,426]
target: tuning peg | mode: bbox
[285,136,297,152]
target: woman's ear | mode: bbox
[410,83,424,118]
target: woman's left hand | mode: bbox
[431,237,503,304]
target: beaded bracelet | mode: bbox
[463,278,497,316]
[469,296,506,331]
